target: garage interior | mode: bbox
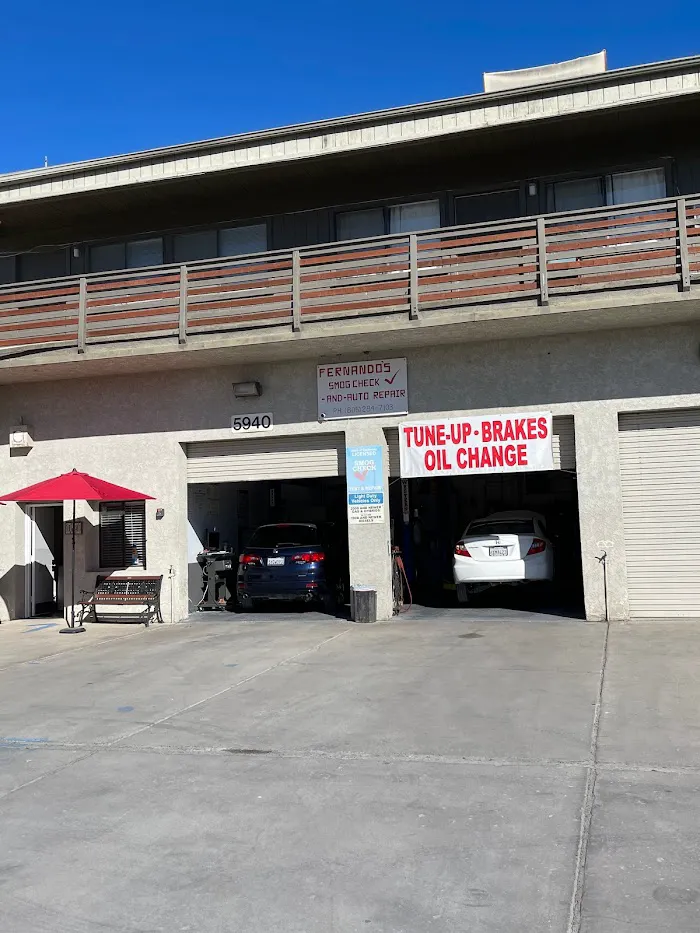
[185,434,349,613]
[386,418,585,615]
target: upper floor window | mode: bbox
[454,189,521,225]
[389,200,440,234]
[17,249,68,282]
[336,199,440,241]
[173,230,217,263]
[91,237,164,273]
[126,238,163,268]
[337,208,384,241]
[605,168,667,205]
[546,168,666,213]
[218,223,267,257]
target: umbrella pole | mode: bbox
[60,499,85,634]
[71,498,76,628]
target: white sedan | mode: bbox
[453,510,554,602]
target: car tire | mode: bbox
[236,595,254,612]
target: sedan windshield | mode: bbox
[249,525,319,548]
[466,519,535,537]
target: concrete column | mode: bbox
[344,421,393,621]
[575,406,629,621]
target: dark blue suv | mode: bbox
[236,523,347,612]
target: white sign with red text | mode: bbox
[317,358,408,420]
[399,412,554,478]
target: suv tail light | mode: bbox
[455,543,471,557]
[291,552,325,563]
[526,538,546,556]
[239,553,262,565]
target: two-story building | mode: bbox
[2,51,700,623]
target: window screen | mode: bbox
[336,208,385,241]
[218,224,267,257]
[99,501,146,568]
[126,238,163,269]
[389,200,440,234]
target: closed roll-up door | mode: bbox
[619,409,700,618]
[385,416,576,476]
[186,433,345,483]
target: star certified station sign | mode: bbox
[317,358,408,420]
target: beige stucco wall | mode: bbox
[1,319,700,622]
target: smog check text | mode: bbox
[324,377,406,403]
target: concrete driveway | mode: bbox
[0,612,698,933]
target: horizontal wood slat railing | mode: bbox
[0,193,699,358]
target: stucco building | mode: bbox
[1,51,700,622]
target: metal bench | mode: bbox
[79,575,164,626]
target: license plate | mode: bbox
[489,546,508,557]
[267,557,285,566]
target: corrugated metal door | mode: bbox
[619,409,700,618]
[385,416,576,475]
[186,434,345,483]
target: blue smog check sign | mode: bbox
[346,445,385,525]
[318,358,408,420]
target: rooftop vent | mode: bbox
[483,51,607,93]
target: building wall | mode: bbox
[1,320,699,622]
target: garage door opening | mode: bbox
[187,478,349,615]
[386,418,584,617]
[185,434,349,615]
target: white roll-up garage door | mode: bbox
[619,409,700,618]
[385,416,576,475]
[186,433,345,483]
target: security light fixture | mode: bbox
[233,381,262,398]
[528,182,538,197]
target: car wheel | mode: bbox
[456,584,470,605]
[236,594,254,612]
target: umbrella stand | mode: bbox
[59,499,85,635]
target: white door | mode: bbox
[28,505,62,616]
[619,409,700,618]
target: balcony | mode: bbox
[1,193,699,375]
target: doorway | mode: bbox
[26,504,63,616]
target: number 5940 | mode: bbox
[231,413,274,433]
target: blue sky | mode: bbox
[1,0,697,174]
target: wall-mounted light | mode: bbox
[233,381,262,398]
[527,182,538,197]
[72,246,81,259]
[9,422,33,450]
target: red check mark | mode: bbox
[385,372,398,385]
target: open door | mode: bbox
[27,505,63,616]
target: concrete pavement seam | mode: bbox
[0,629,352,803]
[567,620,610,933]
[103,627,353,749]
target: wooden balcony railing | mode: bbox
[0,194,698,359]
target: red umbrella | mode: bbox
[0,470,153,633]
